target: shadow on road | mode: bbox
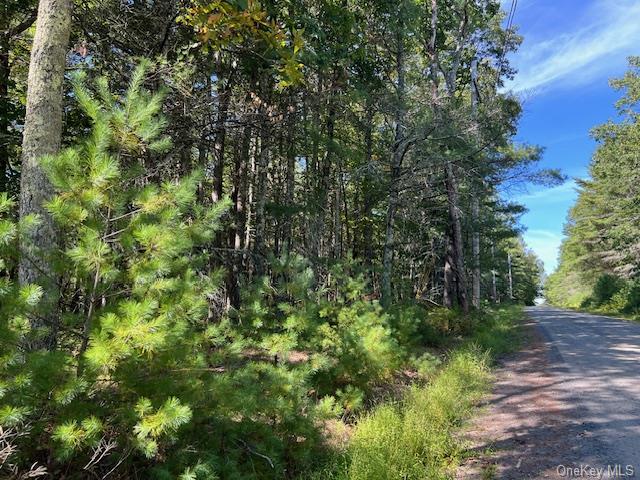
[458,308,640,479]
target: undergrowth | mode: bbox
[304,305,522,480]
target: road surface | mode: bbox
[459,306,640,479]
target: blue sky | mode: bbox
[501,0,640,273]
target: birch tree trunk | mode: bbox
[490,242,498,303]
[19,0,71,348]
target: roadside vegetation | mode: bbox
[546,58,640,321]
[304,306,522,480]
[3,0,542,477]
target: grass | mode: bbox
[304,305,523,480]
[481,463,498,480]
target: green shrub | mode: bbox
[0,64,320,479]
[583,274,624,307]
[237,254,405,399]
[388,303,445,348]
[426,307,471,336]
[471,306,521,356]
[621,279,640,313]
[600,278,640,314]
[303,306,522,480]
[410,352,442,381]
[388,304,472,349]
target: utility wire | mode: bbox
[495,0,518,85]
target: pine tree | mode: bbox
[1,62,235,477]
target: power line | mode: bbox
[495,0,518,85]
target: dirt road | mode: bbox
[458,306,640,479]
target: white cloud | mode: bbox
[515,181,583,273]
[515,179,579,203]
[523,229,564,273]
[506,0,640,93]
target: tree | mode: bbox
[548,57,640,311]
[18,0,71,348]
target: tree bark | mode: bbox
[381,22,406,307]
[443,235,455,308]
[226,124,251,308]
[490,241,498,303]
[19,0,71,349]
[471,193,481,307]
[445,159,469,313]
[0,36,9,192]
[361,106,375,265]
[470,57,481,308]
[507,252,514,300]
[253,88,271,276]
[211,70,233,203]
[312,91,335,259]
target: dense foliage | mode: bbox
[307,306,522,480]
[0,0,546,478]
[546,58,640,317]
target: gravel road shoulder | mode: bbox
[456,313,618,479]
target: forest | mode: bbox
[1,0,548,478]
[546,57,640,319]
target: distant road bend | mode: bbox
[459,306,640,479]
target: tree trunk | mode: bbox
[381,181,399,305]
[211,71,232,203]
[445,159,469,313]
[430,0,470,312]
[443,235,455,308]
[471,195,480,308]
[226,125,251,308]
[312,93,335,260]
[470,58,481,308]
[361,107,374,265]
[19,0,72,349]
[0,36,9,192]
[490,242,498,303]
[333,163,342,258]
[253,90,271,275]
[284,105,296,252]
[381,22,406,307]
[244,136,255,253]
[507,252,514,300]
[307,79,321,258]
